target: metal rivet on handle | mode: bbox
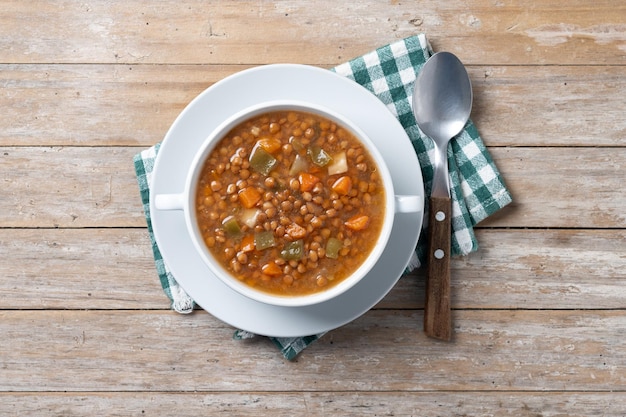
[434,249,445,259]
[435,211,446,221]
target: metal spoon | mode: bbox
[412,52,473,341]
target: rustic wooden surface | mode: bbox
[1,1,624,415]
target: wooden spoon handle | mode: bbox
[424,195,452,341]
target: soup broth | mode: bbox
[195,110,385,296]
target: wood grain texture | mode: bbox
[2,392,625,417]
[1,1,625,66]
[1,0,625,414]
[471,66,626,147]
[1,228,624,310]
[0,146,144,228]
[425,196,453,340]
[0,228,166,309]
[0,309,624,392]
[1,64,624,147]
[0,64,244,147]
[486,147,626,228]
[1,146,623,228]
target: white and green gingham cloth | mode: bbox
[134,34,512,360]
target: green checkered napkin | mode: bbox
[133,34,512,360]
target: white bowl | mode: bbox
[154,100,421,307]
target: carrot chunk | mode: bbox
[261,261,283,276]
[257,137,282,154]
[240,234,255,252]
[331,175,352,196]
[345,214,370,231]
[238,187,261,209]
[298,172,320,192]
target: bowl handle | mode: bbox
[395,195,423,213]
[154,193,185,211]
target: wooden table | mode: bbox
[1,1,625,415]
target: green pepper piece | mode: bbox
[280,239,304,261]
[249,145,278,175]
[222,215,242,238]
[307,145,332,167]
[325,237,343,259]
[254,231,276,250]
[289,136,305,154]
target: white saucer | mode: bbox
[150,64,424,337]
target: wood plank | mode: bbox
[1,64,625,147]
[0,1,625,66]
[0,228,167,309]
[1,146,624,228]
[0,309,624,391]
[471,66,626,147]
[2,228,624,310]
[385,228,626,310]
[1,392,625,416]
[0,146,144,228]
[0,64,245,147]
[485,146,626,228]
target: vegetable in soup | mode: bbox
[195,110,385,296]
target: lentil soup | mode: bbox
[195,109,386,296]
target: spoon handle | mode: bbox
[424,195,452,341]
